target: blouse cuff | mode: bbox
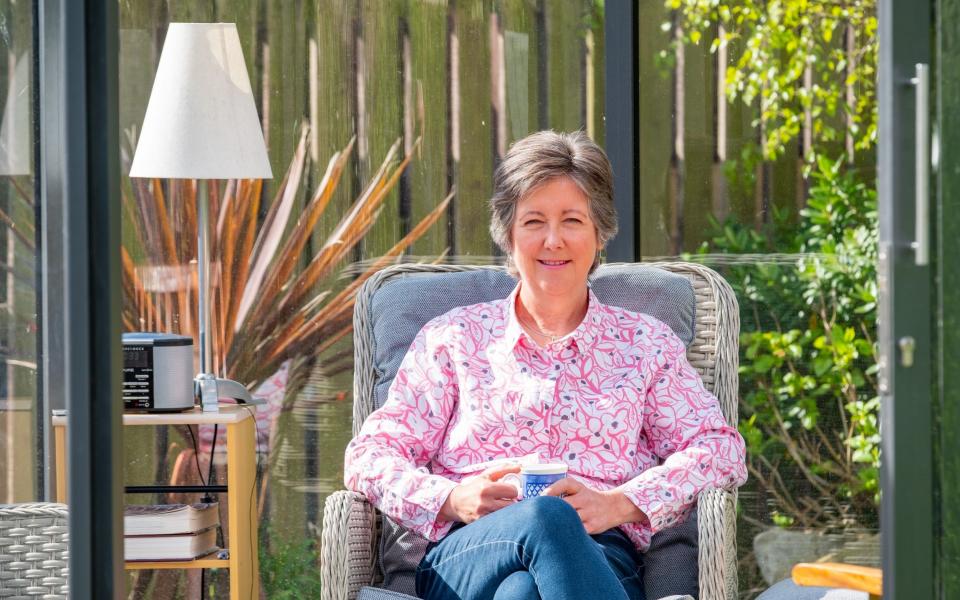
[417,477,460,541]
[620,472,683,535]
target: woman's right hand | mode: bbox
[439,464,521,523]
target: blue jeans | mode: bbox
[415,496,645,600]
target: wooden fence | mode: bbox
[119,0,821,265]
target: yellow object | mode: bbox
[791,562,882,599]
[53,406,259,600]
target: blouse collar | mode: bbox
[500,283,605,353]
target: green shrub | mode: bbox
[259,527,322,599]
[702,156,879,529]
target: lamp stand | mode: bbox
[195,178,256,412]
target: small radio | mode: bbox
[122,332,194,412]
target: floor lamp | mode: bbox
[130,23,272,412]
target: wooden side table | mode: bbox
[53,405,259,600]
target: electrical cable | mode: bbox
[186,424,208,487]
[206,424,218,491]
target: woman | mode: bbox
[345,130,746,600]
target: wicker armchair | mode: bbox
[0,503,69,599]
[321,262,741,600]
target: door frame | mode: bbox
[877,0,934,597]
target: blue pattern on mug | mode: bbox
[522,472,566,498]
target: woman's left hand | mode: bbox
[542,478,646,534]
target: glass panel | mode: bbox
[643,4,881,597]
[0,0,38,504]
[117,2,883,598]
[118,1,599,596]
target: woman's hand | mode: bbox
[542,478,647,534]
[439,464,521,524]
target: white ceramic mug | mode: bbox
[501,463,568,499]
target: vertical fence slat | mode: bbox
[637,0,672,258]
[771,140,799,226]
[407,0,451,256]
[490,11,507,160]
[723,33,759,227]
[262,0,309,538]
[845,23,856,163]
[544,1,584,131]
[711,24,729,223]
[668,12,684,255]
[498,0,539,143]
[681,22,717,253]
[799,58,814,210]
[311,0,358,244]
[585,2,605,147]
[357,0,404,260]
[451,0,494,257]
[265,2,308,204]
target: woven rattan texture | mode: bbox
[324,262,741,600]
[0,503,69,599]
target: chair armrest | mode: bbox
[792,562,882,598]
[321,491,379,600]
[697,488,738,600]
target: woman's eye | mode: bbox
[565,218,583,224]
[524,219,543,226]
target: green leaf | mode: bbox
[754,354,776,373]
[813,356,833,376]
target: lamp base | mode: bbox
[194,374,264,412]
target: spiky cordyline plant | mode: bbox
[121,125,451,396]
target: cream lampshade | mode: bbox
[129,23,271,179]
[130,23,272,412]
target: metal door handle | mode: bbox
[911,63,930,266]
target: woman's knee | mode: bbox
[513,496,582,532]
[493,571,540,600]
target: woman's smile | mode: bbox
[537,259,571,269]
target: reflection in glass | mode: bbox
[118,2,604,595]
[0,1,36,505]
[114,2,883,598]
[656,3,882,596]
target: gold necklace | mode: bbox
[516,310,564,344]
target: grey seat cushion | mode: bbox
[756,579,869,600]
[365,264,698,598]
[645,507,699,599]
[357,588,420,600]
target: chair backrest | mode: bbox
[353,261,739,433]
[0,503,69,599]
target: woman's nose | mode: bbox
[543,225,564,249]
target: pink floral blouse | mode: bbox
[344,284,747,552]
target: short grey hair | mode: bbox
[489,130,617,275]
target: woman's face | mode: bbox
[511,176,601,299]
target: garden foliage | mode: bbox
[671,0,880,530]
[702,158,878,529]
[666,0,877,164]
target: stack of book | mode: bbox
[124,502,220,562]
